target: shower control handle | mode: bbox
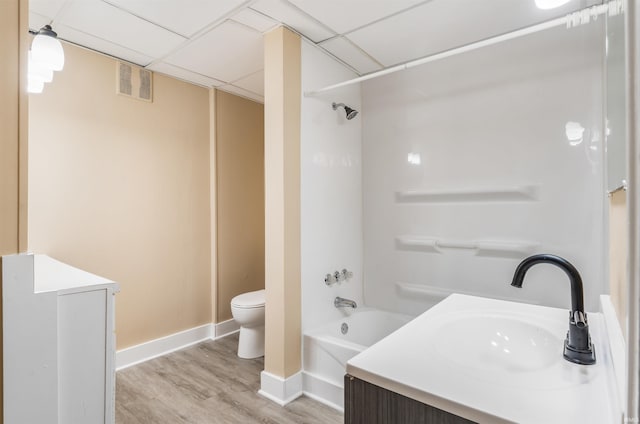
[325,269,354,286]
[325,273,337,286]
[341,269,353,280]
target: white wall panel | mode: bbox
[300,41,362,333]
[362,22,606,315]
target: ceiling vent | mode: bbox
[116,61,153,102]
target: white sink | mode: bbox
[423,304,599,390]
[346,294,615,423]
[434,312,561,374]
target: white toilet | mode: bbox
[230,289,265,359]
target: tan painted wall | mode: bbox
[215,89,265,322]
[264,27,301,378]
[1,0,28,420]
[28,43,212,349]
[609,189,628,338]
[0,0,27,255]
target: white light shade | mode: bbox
[534,0,571,9]
[32,32,65,71]
[27,75,44,94]
[28,51,53,83]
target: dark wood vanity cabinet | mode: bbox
[344,375,476,424]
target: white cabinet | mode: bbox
[2,254,119,424]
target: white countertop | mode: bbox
[31,254,119,294]
[346,294,620,424]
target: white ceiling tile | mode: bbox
[29,0,67,22]
[231,70,264,95]
[217,84,264,103]
[56,24,154,66]
[103,0,248,38]
[250,0,335,42]
[147,62,225,88]
[29,12,52,32]
[231,8,279,33]
[348,0,601,67]
[288,0,426,34]
[320,37,382,75]
[164,20,263,83]
[57,0,186,59]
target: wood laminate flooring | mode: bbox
[116,333,343,424]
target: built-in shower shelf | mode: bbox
[395,282,534,305]
[395,236,538,258]
[395,185,539,203]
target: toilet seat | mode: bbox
[231,289,265,309]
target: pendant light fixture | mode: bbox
[28,25,64,94]
[31,25,64,71]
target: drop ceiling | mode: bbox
[29,0,600,103]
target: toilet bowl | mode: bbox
[230,289,265,359]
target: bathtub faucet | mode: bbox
[334,296,357,309]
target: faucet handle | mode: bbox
[324,273,337,286]
[572,310,587,328]
[340,269,353,281]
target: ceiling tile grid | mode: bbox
[29,11,53,32]
[146,62,226,88]
[56,0,187,59]
[29,0,68,22]
[27,0,599,100]
[102,0,249,38]
[250,0,336,43]
[230,8,280,33]
[319,36,383,75]
[162,20,264,84]
[56,24,154,66]
[218,84,265,103]
[287,0,428,34]
[231,70,265,95]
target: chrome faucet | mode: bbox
[511,254,595,365]
[334,296,357,309]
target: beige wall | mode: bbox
[28,43,212,349]
[215,89,265,322]
[609,189,628,338]
[1,0,28,420]
[0,0,27,255]
[264,27,301,378]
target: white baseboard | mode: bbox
[302,372,344,411]
[116,324,213,370]
[258,371,303,406]
[214,318,239,338]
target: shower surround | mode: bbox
[300,17,606,410]
[362,21,606,316]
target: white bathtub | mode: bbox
[302,308,413,410]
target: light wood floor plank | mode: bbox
[116,333,343,424]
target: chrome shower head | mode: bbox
[332,102,359,120]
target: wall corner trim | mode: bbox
[214,318,239,338]
[259,371,303,406]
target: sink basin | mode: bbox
[421,305,599,390]
[346,294,614,424]
[434,313,561,374]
